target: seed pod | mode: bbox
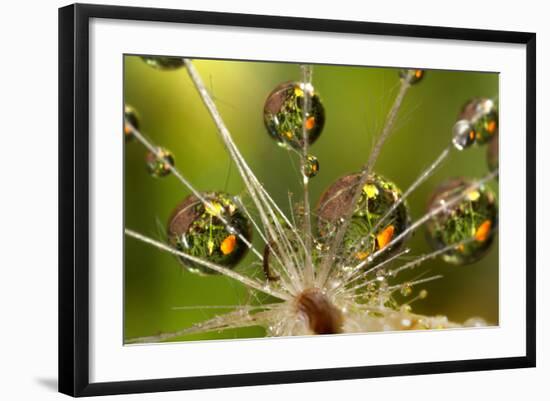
[458,98,498,144]
[263,81,325,150]
[124,104,140,142]
[296,288,343,335]
[145,147,175,178]
[425,177,498,265]
[316,173,410,262]
[398,69,425,85]
[167,192,252,274]
[141,56,185,70]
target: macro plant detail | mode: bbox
[123,56,499,343]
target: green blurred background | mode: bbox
[124,56,499,343]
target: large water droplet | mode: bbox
[316,173,410,263]
[167,192,252,274]
[263,81,325,150]
[425,177,497,265]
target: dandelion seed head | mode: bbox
[124,57,498,344]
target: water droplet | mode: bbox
[458,97,498,144]
[376,269,386,281]
[452,119,476,150]
[145,147,175,178]
[124,104,140,141]
[425,177,497,265]
[263,81,325,150]
[167,192,253,274]
[400,304,412,313]
[141,56,185,70]
[398,69,425,85]
[302,154,320,178]
[316,173,410,263]
[400,282,413,297]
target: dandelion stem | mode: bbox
[235,197,295,288]
[317,76,412,287]
[387,275,444,292]
[126,307,278,344]
[343,145,452,267]
[300,64,314,286]
[339,248,411,292]
[125,228,290,300]
[373,145,451,235]
[171,305,271,310]
[126,123,263,261]
[390,240,475,277]
[183,58,306,293]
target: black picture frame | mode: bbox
[58,3,536,397]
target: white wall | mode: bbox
[0,0,545,399]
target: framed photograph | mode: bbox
[58,3,536,397]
